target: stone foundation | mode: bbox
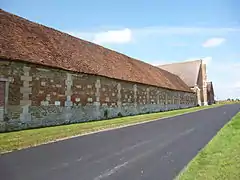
[0,103,194,132]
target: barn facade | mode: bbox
[0,9,197,132]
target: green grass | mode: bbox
[178,112,240,180]
[217,101,240,105]
[0,104,221,154]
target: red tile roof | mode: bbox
[0,9,192,92]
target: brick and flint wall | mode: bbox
[0,60,197,132]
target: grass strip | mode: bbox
[178,112,240,180]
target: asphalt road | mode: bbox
[1,104,240,180]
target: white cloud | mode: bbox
[67,28,132,45]
[66,26,240,45]
[202,38,226,48]
[67,32,95,41]
[92,28,132,44]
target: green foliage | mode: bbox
[104,109,108,119]
[117,112,123,117]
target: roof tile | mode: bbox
[0,9,192,92]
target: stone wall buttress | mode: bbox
[0,81,5,121]
[20,66,32,122]
[202,63,208,106]
[146,88,150,104]
[133,84,137,108]
[64,73,73,120]
[95,79,101,117]
[117,83,122,111]
[157,90,160,104]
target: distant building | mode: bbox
[0,9,197,132]
[207,82,215,105]
[158,60,215,106]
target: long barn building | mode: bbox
[0,9,197,132]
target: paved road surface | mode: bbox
[1,104,240,180]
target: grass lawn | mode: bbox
[0,104,221,154]
[178,112,240,180]
[216,101,240,105]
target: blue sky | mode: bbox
[2,0,240,100]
